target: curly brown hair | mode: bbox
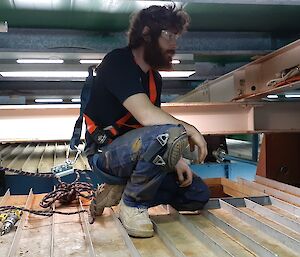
[128,4,190,49]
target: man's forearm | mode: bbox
[140,105,196,137]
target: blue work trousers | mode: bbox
[90,124,210,210]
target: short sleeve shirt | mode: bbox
[84,47,162,154]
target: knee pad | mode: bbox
[143,125,189,171]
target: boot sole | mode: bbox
[122,223,154,238]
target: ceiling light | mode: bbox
[171,60,180,64]
[17,59,64,64]
[79,59,102,64]
[0,71,88,78]
[266,95,278,99]
[159,71,195,78]
[35,98,63,103]
[285,94,300,98]
[71,98,81,103]
[0,21,8,32]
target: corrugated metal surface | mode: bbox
[1,143,300,256]
[0,142,89,173]
[0,180,300,257]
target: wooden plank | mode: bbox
[0,194,28,257]
[88,208,135,257]
[78,198,96,257]
[221,178,266,197]
[238,178,300,207]
[14,193,52,257]
[52,205,89,257]
[256,175,300,197]
[220,199,300,253]
[8,189,35,257]
[269,196,300,218]
[223,186,248,197]
[167,206,250,257]
[205,208,297,257]
[0,189,10,205]
[244,198,300,234]
[186,213,255,257]
[152,215,218,257]
[131,235,173,257]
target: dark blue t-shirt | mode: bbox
[84,47,162,155]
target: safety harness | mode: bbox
[70,67,157,150]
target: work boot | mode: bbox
[89,183,124,223]
[119,199,154,238]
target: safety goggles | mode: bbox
[161,30,180,42]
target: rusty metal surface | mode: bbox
[0,176,299,256]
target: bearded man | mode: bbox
[85,4,210,238]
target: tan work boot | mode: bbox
[89,183,124,223]
[119,199,154,238]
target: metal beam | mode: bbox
[8,188,34,257]
[203,209,278,257]
[238,178,300,207]
[244,198,300,234]
[167,207,235,257]
[1,102,300,142]
[78,198,96,257]
[177,38,300,102]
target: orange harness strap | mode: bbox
[85,69,157,137]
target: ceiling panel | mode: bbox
[1,1,300,31]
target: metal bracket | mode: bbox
[152,155,166,166]
[51,145,81,178]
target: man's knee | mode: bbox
[143,124,189,171]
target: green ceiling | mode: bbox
[1,0,300,32]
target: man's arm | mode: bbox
[123,93,207,163]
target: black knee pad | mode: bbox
[142,125,188,171]
[162,125,189,170]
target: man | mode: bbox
[85,5,210,238]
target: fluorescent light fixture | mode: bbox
[171,59,180,64]
[159,71,195,78]
[71,98,81,103]
[79,59,102,64]
[0,21,8,32]
[266,94,278,99]
[285,94,300,98]
[35,98,63,103]
[0,71,88,78]
[17,59,64,64]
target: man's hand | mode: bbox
[175,158,193,187]
[188,127,207,163]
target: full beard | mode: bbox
[143,40,175,70]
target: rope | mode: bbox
[40,171,94,208]
[0,168,95,216]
